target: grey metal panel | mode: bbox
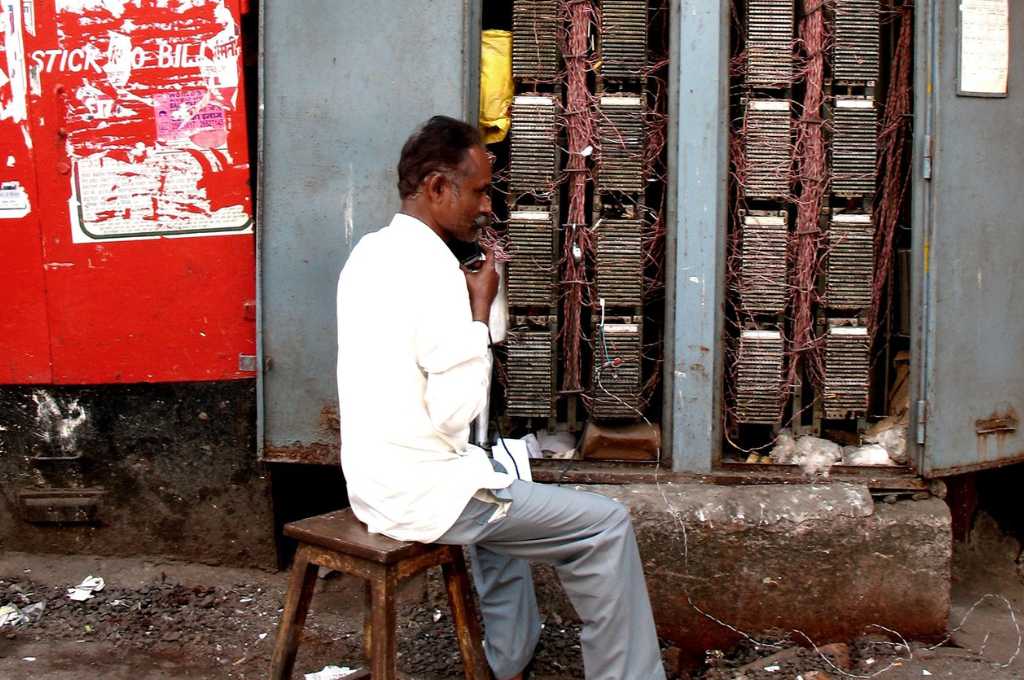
[257,0,480,462]
[913,1,1024,476]
[663,0,728,472]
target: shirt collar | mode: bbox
[389,212,459,266]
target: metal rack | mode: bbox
[822,323,871,419]
[512,0,561,81]
[745,0,795,87]
[599,0,649,79]
[743,99,791,200]
[734,329,785,425]
[594,214,643,307]
[509,95,560,197]
[507,206,560,308]
[596,95,646,194]
[591,318,643,419]
[739,210,788,315]
[505,323,558,418]
[831,96,877,198]
[833,0,880,85]
[825,211,874,311]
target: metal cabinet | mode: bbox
[258,0,1023,477]
[0,0,255,384]
[258,0,480,462]
[909,1,1024,476]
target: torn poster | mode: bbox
[38,0,251,242]
[1,0,29,124]
[70,150,249,241]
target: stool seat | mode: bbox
[284,509,432,565]
[270,508,491,680]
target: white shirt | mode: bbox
[336,213,513,543]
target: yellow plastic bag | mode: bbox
[479,30,513,144]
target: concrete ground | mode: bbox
[0,511,1020,680]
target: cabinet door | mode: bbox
[22,0,255,383]
[913,2,1024,476]
[258,0,480,461]
[0,0,50,383]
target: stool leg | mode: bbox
[270,546,319,680]
[368,566,398,680]
[362,580,372,661]
[442,547,492,680]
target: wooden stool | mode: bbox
[269,508,491,680]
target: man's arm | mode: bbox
[465,252,499,324]
[415,253,499,437]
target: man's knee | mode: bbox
[594,496,632,534]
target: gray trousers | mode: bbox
[437,470,667,680]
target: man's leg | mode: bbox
[440,483,666,680]
[440,499,541,680]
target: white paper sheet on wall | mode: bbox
[959,0,1010,96]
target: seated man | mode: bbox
[336,115,666,680]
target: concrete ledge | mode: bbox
[537,482,950,664]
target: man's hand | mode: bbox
[463,251,498,325]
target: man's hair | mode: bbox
[397,116,483,200]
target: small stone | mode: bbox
[913,492,930,501]
[817,642,851,670]
[883,494,899,504]
[802,672,832,680]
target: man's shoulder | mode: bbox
[349,225,387,257]
[342,226,394,275]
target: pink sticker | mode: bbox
[154,90,227,145]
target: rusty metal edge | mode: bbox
[255,0,267,461]
[263,445,928,491]
[921,448,1024,479]
[262,443,338,467]
[531,460,927,490]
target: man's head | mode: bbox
[397,116,492,243]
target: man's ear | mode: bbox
[423,171,448,203]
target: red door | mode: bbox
[1,0,255,384]
[1,0,51,382]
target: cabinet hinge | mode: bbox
[922,134,933,180]
[915,399,928,445]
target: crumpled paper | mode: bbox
[843,443,895,466]
[770,431,842,477]
[0,602,45,627]
[536,428,577,460]
[305,666,359,680]
[864,416,908,464]
[0,604,21,627]
[67,576,105,601]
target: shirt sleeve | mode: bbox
[416,315,492,437]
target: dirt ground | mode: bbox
[1,512,1021,680]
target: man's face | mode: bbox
[438,145,492,243]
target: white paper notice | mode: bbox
[68,151,251,243]
[959,0,1010,95]
[0,180,30,218]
